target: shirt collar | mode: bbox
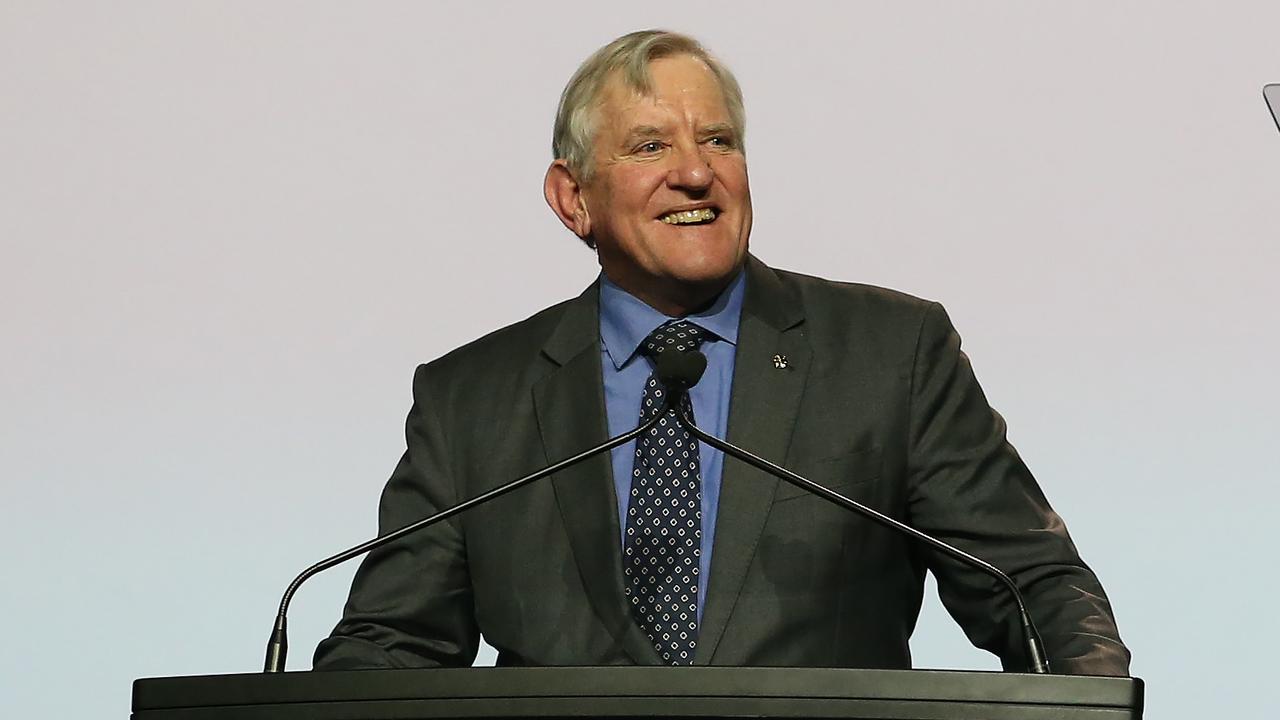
[598,268,747,371]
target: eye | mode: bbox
[635,140,664,154]
[707,135,736,149]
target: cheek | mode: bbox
[714,160,750,197]
[610,166,666,204]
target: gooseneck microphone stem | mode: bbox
[659,358,1049,674]
[263,394,675,673]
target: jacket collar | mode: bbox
[534,255,809,665]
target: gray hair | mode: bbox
[551,30,746,182]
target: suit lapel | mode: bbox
[695,257,809,664]
[533,283,662,665]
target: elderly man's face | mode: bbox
[579,54,752,315]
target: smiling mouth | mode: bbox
[659,208,718,225]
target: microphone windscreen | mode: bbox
[656,350,708,391]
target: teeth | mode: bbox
[660,208,717,224]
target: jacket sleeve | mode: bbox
[904,302,1130,675]
[313,364,480,669]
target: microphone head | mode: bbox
[655,350,708,393]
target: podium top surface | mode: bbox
[133,666,1143,720]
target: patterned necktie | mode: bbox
[623,319,707,665]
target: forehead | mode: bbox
[596,55,731,129]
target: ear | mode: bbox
[544,160,592,240]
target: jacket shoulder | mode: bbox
[417,295,581,391]
[771,266,940,328]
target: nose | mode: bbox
[666,142,714,192]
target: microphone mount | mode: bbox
[656,349,1051,674]
[262,390,677,672]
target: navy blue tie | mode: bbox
[623,320,706,665]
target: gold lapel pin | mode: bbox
[772,354,788,370]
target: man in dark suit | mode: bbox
[314,30,1129,675]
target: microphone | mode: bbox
[262,388,678,673]
[655,346,708,392]
[658,349,1051,674]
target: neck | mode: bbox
[609,273,734,318]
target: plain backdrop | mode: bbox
[2,1,1278,717]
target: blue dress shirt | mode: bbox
[598,270,746,621]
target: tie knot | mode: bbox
[642,320,707,358]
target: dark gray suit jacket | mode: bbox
[314,256,1129,675]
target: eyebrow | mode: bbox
[700,123,737,138]
[620,123,740,148]
[620,125,665,147]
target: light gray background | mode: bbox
[3,1,1277,717]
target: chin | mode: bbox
[664,252,743,288]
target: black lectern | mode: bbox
[132,666,1143,719]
